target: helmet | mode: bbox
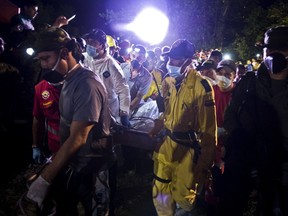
[106,35,116,47]
[34,27,71,54]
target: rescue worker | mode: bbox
[82,29,131,215]
[128,57,152,113]
[234,64,246,83]
[117,39,131,63]
[198,59,218,86]
[83,29,131,127]
[149,39,217,216]
[214,59,237,171]
[19,27,113,215]
[219,25,288,216]
[106,35,119,60]
[208,50,223,66]
[31,70,63,163]
[142,50,164,103]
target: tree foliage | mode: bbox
[14,0,287,61]
[100,0,288,61]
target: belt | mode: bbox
[165,129,201,164]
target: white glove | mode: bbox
[26,175,50,207]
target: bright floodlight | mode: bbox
[26,48,34,56]
[126,7,169,45]
[223,53,231,60]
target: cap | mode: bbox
[162,39,195,60]
[34,27,71,54]
[217,59,236,72]
[199,59,217,70]
[83,29,107,45]
[255,26,288,49]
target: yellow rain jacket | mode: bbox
[152,68,217,215]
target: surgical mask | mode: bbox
[167,65,181,78]
[264,52,288,74]
[86,44,99,58]
[216,75,232,89]
[203,76,217,86]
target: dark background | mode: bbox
[8,0,276,34]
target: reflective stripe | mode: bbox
[47,124,59,136]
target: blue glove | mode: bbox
[120,115,131,128]
[32,147,43,164]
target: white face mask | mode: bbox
[216,75,232,89]
[167,65,181,78]
[203,76,217,86]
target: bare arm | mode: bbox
[41,121,94,183]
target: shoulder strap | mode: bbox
[151,73,162,96]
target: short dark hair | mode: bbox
[209,50,222,60]
[83,29,107,45]
[147,50,156,59]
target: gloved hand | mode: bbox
[26,175,51,208]
[217,127,226,138]
[32,147,43,164]
[120,115,131,128]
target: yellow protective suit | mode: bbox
[152,68,217,216]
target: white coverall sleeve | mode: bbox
[109,61,131,113]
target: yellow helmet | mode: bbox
[106,35,116,47]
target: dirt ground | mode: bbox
[0,152,157,216]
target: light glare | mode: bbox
[127,7,169,45]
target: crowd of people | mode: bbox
[0,0,288,215]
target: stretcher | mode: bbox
[113,100,160,151]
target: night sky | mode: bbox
[7,0,276,36]
[63,0,276,33]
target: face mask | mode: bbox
[167,65,181,78]
[42,69,64,86]
[216,75,232,89]
[264,52,288,74]
[203,76,217,86]
[86,44,99,58]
